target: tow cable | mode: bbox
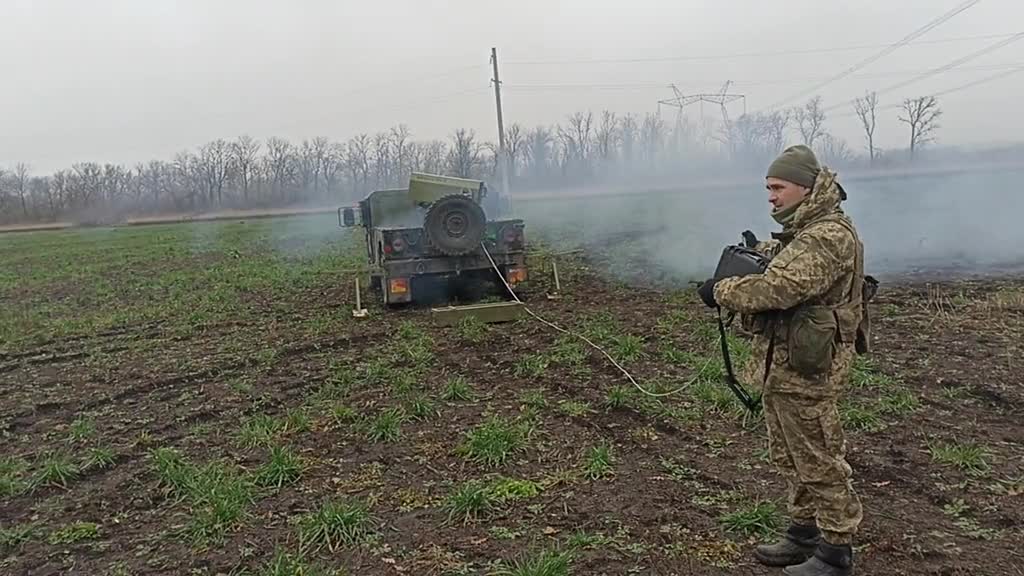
[481,243,715,399]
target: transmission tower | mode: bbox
[657,81,746,142]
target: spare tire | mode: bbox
[423,194,486,255]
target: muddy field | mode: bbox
[1,214,1022,576]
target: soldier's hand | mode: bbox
[741,230,758,248]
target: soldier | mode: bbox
[698,145,866,576]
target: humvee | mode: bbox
[338,172,528,306]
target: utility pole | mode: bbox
[490,47,510,215]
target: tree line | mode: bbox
[0,93,946,225]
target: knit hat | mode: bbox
[766,145,820,189]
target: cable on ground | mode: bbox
[481,243,713,398]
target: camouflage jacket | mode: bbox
[712,168,865,398]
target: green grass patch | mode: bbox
[929,440,992,477]
[457,416,534,467]
[851,356,896,389]
[583,443,614,480]
[456,315,490,343]
[0,456,29,497]
[518,388,548,411]
[47,522,100,545]
[557,399,592,418]
[255,445,305,489]
[148,447,255,545]
[0,523,38,552]
[238,414,284,449]
[514,354,550,378]
[67,417,97,442]
[879,388,919,415]
[719,499,781,539]
[444,480,499,524]
[611,334,645,362]
[490,545,573,576]
[31,452,79,489]
[297,498,374,553]
[841,402,885,432]
[251,548,337,576]
[603,385,634,409]
[362,407,405,443]
[441,375,474,402]
[85,447,117,470]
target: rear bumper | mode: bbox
[377,252,527,304]
[382,252,526,277]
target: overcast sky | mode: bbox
[2,0,1022,173]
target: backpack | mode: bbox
[832,216,878,354]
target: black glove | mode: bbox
[698,278,718,308]
[741,230,758,248]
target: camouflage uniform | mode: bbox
[713,167,864,546]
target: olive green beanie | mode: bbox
[766,145,820,189]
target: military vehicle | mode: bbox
[338,172,528,307]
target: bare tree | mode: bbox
[265,137,295,200]
[899,96,942,159]
[595,110,620,166]
[30,176,56,220]
[297,139,321,195]
[725,113,770,162]
[504,123,524,180]
[640,113,665,167]
[230,135,261,201]
[563,111,594,166]
[51,170,70,217]
[422,140,447,176]
[389,125,411,181]
[795,96,827,146]
[818,134,854,166]
[13,163,30,218]
[853,91,879,164]
[345,134,371,198]
[619,114,638,168]
[72,162,104,209]
[372,132,392,188]
[762,111,790,155]
[447,128,481,178]
[198,139,231,206]
[523,126,553,181]
[322,142,345,197]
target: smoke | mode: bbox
[514,163,1024,285]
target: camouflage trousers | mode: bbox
[763,387,864,545]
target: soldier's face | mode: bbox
[766,177,809,211]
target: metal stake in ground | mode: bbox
[547,259,562,300]
[352,276,368,318]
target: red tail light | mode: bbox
[391,236,406,253]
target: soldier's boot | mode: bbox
[753,523,820,566]
[782,541,853,576]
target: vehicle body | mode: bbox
[339,172,527,305]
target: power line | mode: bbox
[503,31,1018,66]
[823,32,1024,113]
[499,63,1024,93]
[756,0,982,112]
[932,65,1024,97]
[332,63,487,101]
[831,65,1024,118]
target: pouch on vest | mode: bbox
[786,305,837,376]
